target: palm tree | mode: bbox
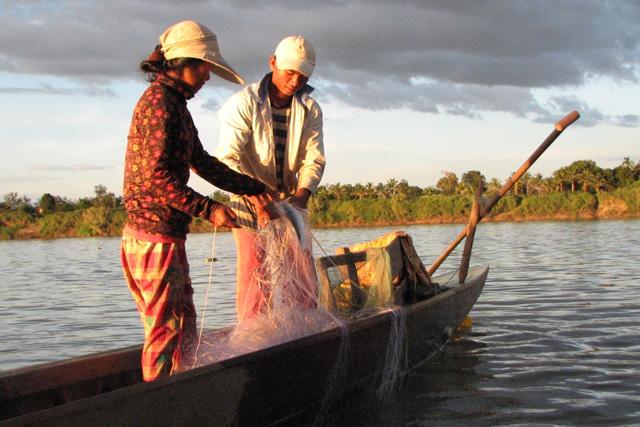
[394,179,410,201]
[328,183,344,200]
[592,168,615,193]
[384,179,398,198]
[552,167,570,192]
[315,185,333,202]
[364,182,375,199]
[543,176,558,194]
[352,183,367,200]
[614,157,637,187]
[564,164,579,192]
[569,160,599,192]
[516,172,533,195]
[484,177,501,195]
[527,173,545,195]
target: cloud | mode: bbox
[0,175,53,184]
[200,88,236,111]
[1,1,638,124]
[0,83,115,97]
[613,114,640,127]
[531,95,604,127]
[318,78,545,117]
[530,95,640,128]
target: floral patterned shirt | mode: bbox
[123,75,265,239]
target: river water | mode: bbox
[1,220,639,426]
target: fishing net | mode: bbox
[318,231,438,315]
[184,202,343,369]
[182,206,429,402]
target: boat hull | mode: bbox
[1,266,488,426]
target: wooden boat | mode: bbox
[0,112,584,426]
[0,239,488,426]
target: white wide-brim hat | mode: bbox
[160,20,245,85]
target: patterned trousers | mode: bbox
[121,233,196,381]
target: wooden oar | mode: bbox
[458,182,482,284]
[427,111,580,276]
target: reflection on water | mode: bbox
[1,220,639,425]
[352,220,640,426]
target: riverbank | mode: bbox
[308,211,639,229]
[4,158,638,240]
[2,203,639,241]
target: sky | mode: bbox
[0,0,638,201]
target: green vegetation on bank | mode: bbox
[2,158,640,240]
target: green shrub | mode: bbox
[0,210,36,239]
[612,182,640,213]
[0,209,36,228]
[0,225,20,240]
[487,194,521,216]
[308,195,476,225]
[108,208,127,235]
[75,207,109,236]
[515,192,597,216]
[411,195,471,219]
[38,211,83,238]
[190,217,215,233]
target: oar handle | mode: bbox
[555,111,580,132]
[482,110,580,216]
[427,111,580,276]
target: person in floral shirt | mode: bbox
[121,20,270,381]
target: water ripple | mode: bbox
[2,221,640,425]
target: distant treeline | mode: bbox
[1,158,639,240]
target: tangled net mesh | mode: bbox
[183,202,344,368]
[182,202,408,400]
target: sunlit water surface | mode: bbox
[1,220,639,426]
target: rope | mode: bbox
[311,232,370,282]
[311,232,342,270]
[192,226,217,368]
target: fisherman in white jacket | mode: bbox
[216,36,326,321]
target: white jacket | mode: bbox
[215,73,326,195]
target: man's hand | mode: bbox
[246,192,278,226]
[209,205,238,228]
[289,188,311,209]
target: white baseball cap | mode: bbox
[273,36,316,78]
[160,20,245,85]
